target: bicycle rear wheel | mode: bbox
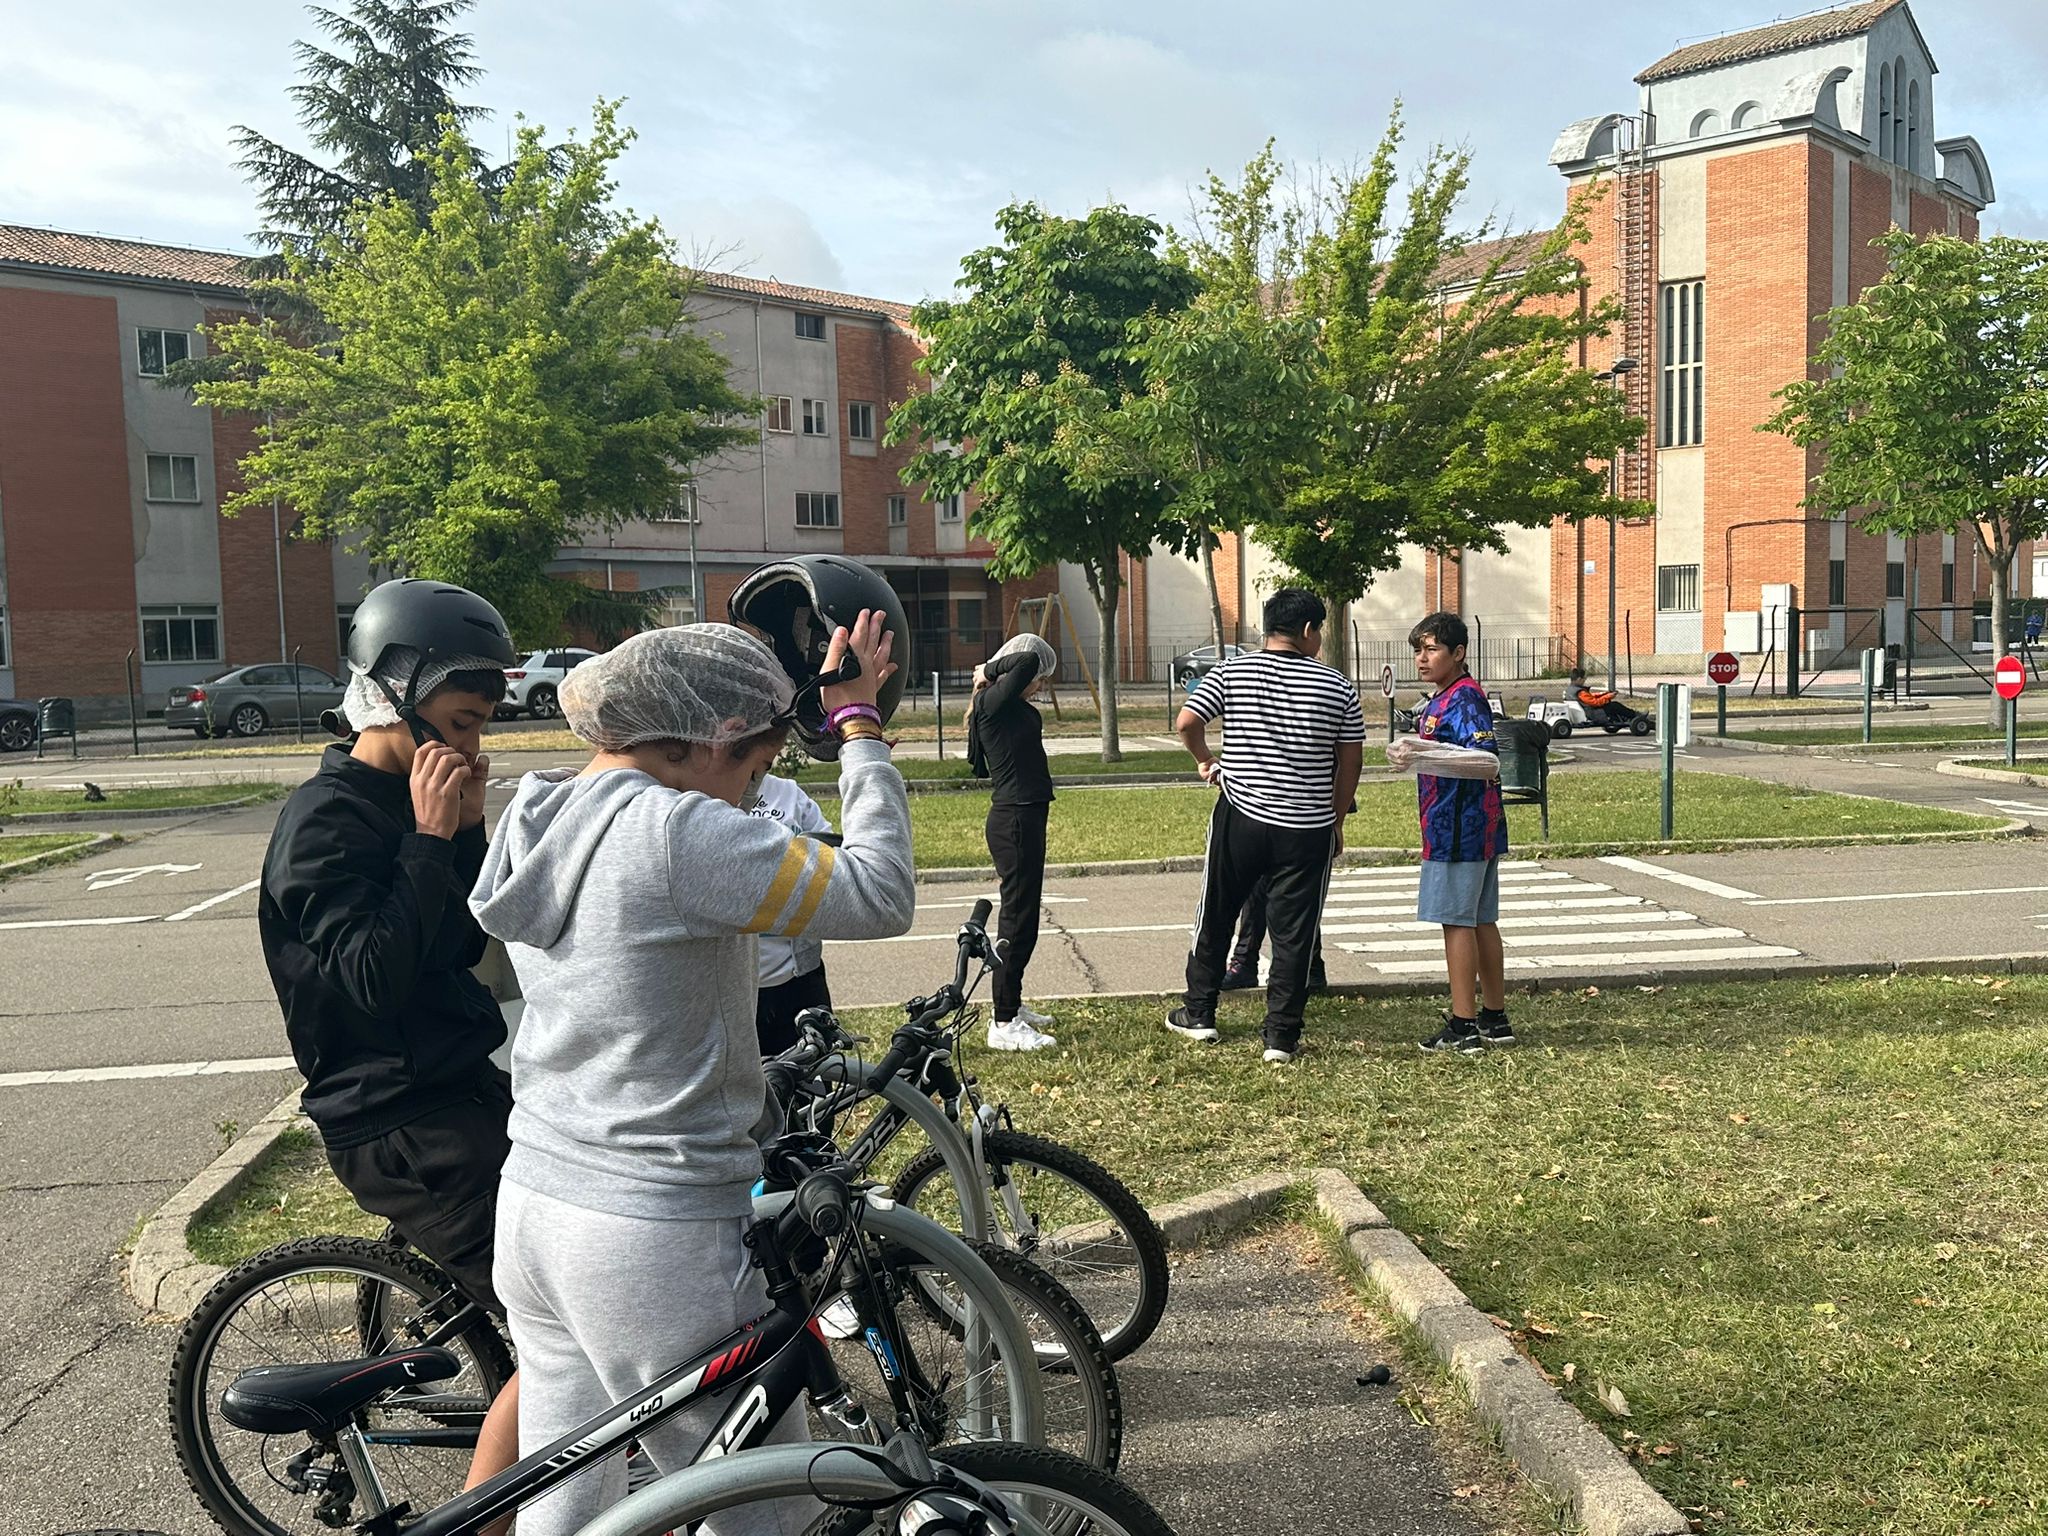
[813,1442,1174,1536]
[893,1129,1169,1361]
[169,1236,511,1536]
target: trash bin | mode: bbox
[1882,643,1901,690]
[34,697,77,760]
[1494,718,1550,840]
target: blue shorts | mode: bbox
[1417,858,1500,927]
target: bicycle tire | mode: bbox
[891,1129,1169,1361]
[169,1236,513,1536]
[812,1441,1175,1536]
[822,1231,1122,1471]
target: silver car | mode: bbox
[166,664,347,738]
[501,648,596,719]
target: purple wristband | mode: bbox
[828,703,883,730]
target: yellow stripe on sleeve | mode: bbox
[742,839,810,933]
[783,841,838,937]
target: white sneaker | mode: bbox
[1013,1003,1058,1030]
[1262,1046,1298,1064]
[818,1293,862,1339]
[989,1018,1059,1052]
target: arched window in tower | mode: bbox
[1894,58,1909,162]
[1732,101,1764,131]
[1878,63,1892,161]
[1908,80,1921,171]
[1690,108,1723,138]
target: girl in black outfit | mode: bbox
[969,633,1060,1051]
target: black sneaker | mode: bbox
[1306,968,1329,997]
[1420,1017,1485,1055]
[1166,1006,1221,1044]
[1477,1012,1517,1047]
[1219,968,1260,992]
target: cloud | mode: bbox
[663,195,846,291]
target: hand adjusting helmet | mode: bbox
[728,555,908,760]
[330,577,517,744]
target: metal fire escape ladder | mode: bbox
[1613,114,1656,505]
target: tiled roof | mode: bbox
[0,224,252,290]
[689,270,916,326]
[1434,229,1558,291]
[1637,0,1907,83]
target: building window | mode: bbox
[141,603,221,664]
[337,604,358,657]
[1828,560,1847,606]
[955,597,984,642]
[137,327,190,377]
[919,599,946,635]
[938,494,963,523]
[655,592,697,627]
[145,453,201,503]
[1886,560,1907,599]
[847,401,876,440]
[1942,561,1956,603]
[802,398,830,436]
[1879,63,1892,163]
[1908,79,1921,170]
[651,485,698,523]
[795,312,826,341]
[795,492,841,529]
[1656,564,1701,613]
[887,494,907,527]
[766,396,793,433]
[1657,281,1704,447]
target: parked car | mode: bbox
[1169,643,1247,692]
[0,697,38,753]
[501,648,597,719]
[166,664,347,738]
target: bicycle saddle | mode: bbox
[221,1346,462,1435]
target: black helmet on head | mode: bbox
[334,577,517,742]
[728,554,908,759]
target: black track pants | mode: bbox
[1186,796,1334,1048]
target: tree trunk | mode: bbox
[1989,539,2014,728]
[1198,534,1227,656]
[1094,563,1123,763]
[1320,592,1351,677]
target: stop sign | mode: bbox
[1995,655,2027,700]
[1706,651,1740,687]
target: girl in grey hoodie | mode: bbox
[469,617,912,1536]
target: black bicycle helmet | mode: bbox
[332,577,517,741]
[728,555,908,759]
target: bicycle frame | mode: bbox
[322,1195,1044,1536]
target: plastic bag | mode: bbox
[1385,735,1500,782]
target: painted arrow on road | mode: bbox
[85,862,203,891]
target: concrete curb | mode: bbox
[1935,758,2048,789]
[1174,1166,1687,1536]
[127,1089,306,1319]
[0,830,117,874]
[1707,733,2018,757]
[9,791,271,824]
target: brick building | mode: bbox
[1191,0,2016,683]
[0,232,1048,719]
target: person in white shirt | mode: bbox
[748,773,837,1055]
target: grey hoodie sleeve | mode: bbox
[665,739,915,941]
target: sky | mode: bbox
[3,0,2043,304]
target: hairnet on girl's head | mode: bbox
[342,646,510,731]
[991,633,1057,674]
[559,624,796,752]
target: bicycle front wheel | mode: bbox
[893,1129,1169,1361]
[169,1236,512,1536]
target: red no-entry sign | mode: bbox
[1995,655,2026,700]
[1706,651,1740,687]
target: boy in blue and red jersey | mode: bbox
[1404,612,1513,1054]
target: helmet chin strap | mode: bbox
[369,652,446,748]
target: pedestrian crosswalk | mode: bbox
[1325,860,1799,975]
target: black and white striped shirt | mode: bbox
[1185,650,1366,829]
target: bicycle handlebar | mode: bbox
[864,898,993,1091]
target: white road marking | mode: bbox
[0,1055,298,1089]
[1323,894,1643,918]
[1326,909,1698,936]
[85,862,203,891]
[1328,870,1575,887]
[1338,926,1749,954]
[166,878,263,922]
[1748,884,2048,907]
[916,895,1089,909]
[832,923,1184,945]
[1365,944,1799,975]
[1976,797,2048,816]
[1597,855,1761,901]
[0,915,161,932]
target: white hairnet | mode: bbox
[991,633,1057,674]
[560,624,795,752]
[342,646,509,730]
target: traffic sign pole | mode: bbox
[1657,683,1677,841]
[2009,696,2019,767]
[1704,652,1740,739]
[1717,684,1727,738]
[1994,654,2026,765]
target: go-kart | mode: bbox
[1525,689,1653,740]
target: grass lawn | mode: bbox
[0,831,104,875]
[200,977,2048,1532]
[1742,718,2048,746]
[792,748,1388,785]
[880,772,1994,869]
[188,1127,380,1265]
[1,781,283,815]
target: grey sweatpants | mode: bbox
[495,1179,816,1536]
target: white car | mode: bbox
[501,648,596,719]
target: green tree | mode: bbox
[889,202,1200,760]
[193,105,753,642]
[1765,230,2048,667]
[1263,116,1643,671]
[1046,143,1321,655]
